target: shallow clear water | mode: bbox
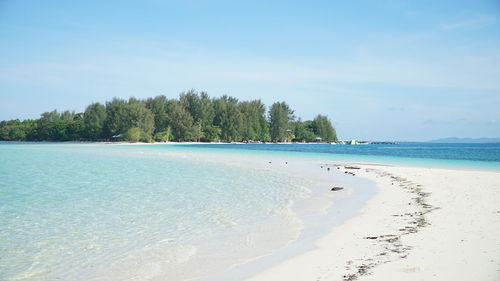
[0,144,315,280]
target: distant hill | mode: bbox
[429,137,500,143]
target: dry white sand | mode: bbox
[243,164,500,281]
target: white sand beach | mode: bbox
[242,164,500,281]
[105,143,500,281]
[113,144,500,280]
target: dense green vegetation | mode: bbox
[0,90,337,143]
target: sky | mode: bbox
[1,0,499,141]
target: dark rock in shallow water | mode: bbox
[345,166,361,170]
[331,187,344,191]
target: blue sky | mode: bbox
[1,0,499,141]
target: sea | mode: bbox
[1,142,499,280]
[183,142,500,170]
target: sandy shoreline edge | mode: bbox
[239,164,500,281]
[106,142,500,280]
[26,142,499,280]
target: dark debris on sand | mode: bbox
[339,167,439,281]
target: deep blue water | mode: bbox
[177,142,500,170]
[181,142,500,162]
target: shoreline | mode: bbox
[238,163,500,281]
[200,156,377,281]
[143,146,380,281]
[2,143,499,280]
[2,144,368,281]
[164,143,499,280]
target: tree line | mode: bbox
[0,90,337,143]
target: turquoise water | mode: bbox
[178,142,500,171]
[0,144,314,280]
